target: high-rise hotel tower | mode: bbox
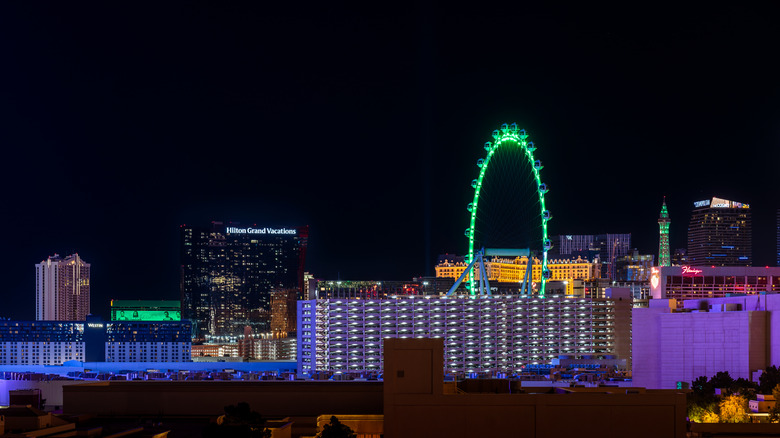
[687,197,752,266]
[35,253,91,320]
[180,222,308,340]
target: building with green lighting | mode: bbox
[110,300,181,321]
[658,199,671,267]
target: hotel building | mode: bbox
[687,197,752,266]
[297,290,632,375]
[435,256,601,295]
[615,250,654,282]
[180,221,308,340]
[551,233,631,280]
[633,294,780,389]
[649,265,780,300]
[0,317,191,365]
[314,279,448,299]
[35,254,90,321]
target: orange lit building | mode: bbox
[435,256,601,295]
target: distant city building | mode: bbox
[435,256,601,296]
[191,343,238,359]
[35,254,90,321]
[687,197,752,266]
[194,329,296,361]
[633,294,780,389]
[302,272,317,300]
[0,316,191,365]
[315,279,445,300]
[270,289,297,336]
[297,291,632,374]
[672,248,688,266]
[110,300,181,321]
[552,234,631,280]
[658,199,671,267]
[615,250,654,282]
[649,265,780,300]
[180,221,308,340]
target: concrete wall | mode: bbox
[634,295,778,389]
[631,300,673,388]
[683,294,780,368]
[0,380,84,408]
[606,288,633,369]
[63,381,382,417]
[384,338,687,438]
[658,311,766,388]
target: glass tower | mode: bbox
[687,197,751,267]
[180,221,308,340]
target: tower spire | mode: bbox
[658,197,671,267]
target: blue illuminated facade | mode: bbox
[0,317,191,365]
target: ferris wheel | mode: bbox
[448,123,551,296]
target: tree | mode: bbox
[718,394,750,423]
[692,375,713,397]
[769,384,780,423]
[731,377,758,398]
[316,416,356,438]
[701,410,720,423]
[709,371,735,392]
[688,402,719,423]
[759,366,780,395]
[204,402,271,438]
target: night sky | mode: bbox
[1,4,779,320]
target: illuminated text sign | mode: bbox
[681,266,703,276]
[710,197,749,209]
[693,200,710,208]
[226,227,297,236]
[87,323,104,328]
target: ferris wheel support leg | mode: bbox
[521,256,534,295]
[446,249,483,297]
[479,258,492,297]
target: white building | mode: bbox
[297,291,632,375]
[633,294,780,389]
[649,265,780,301]
[35,254,91,321]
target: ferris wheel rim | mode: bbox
[466,123,550,296]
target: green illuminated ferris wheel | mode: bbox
[465,123,551,295]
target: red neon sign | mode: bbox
[681,266,703,276]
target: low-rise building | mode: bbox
[0,317,191,365]
[750,394,776,413]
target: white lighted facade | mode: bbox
[35,254,91,321]
[649,265,780,301]
[435,256,601,295]
[297,293,631,374]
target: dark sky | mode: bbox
[1,4,779,320]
